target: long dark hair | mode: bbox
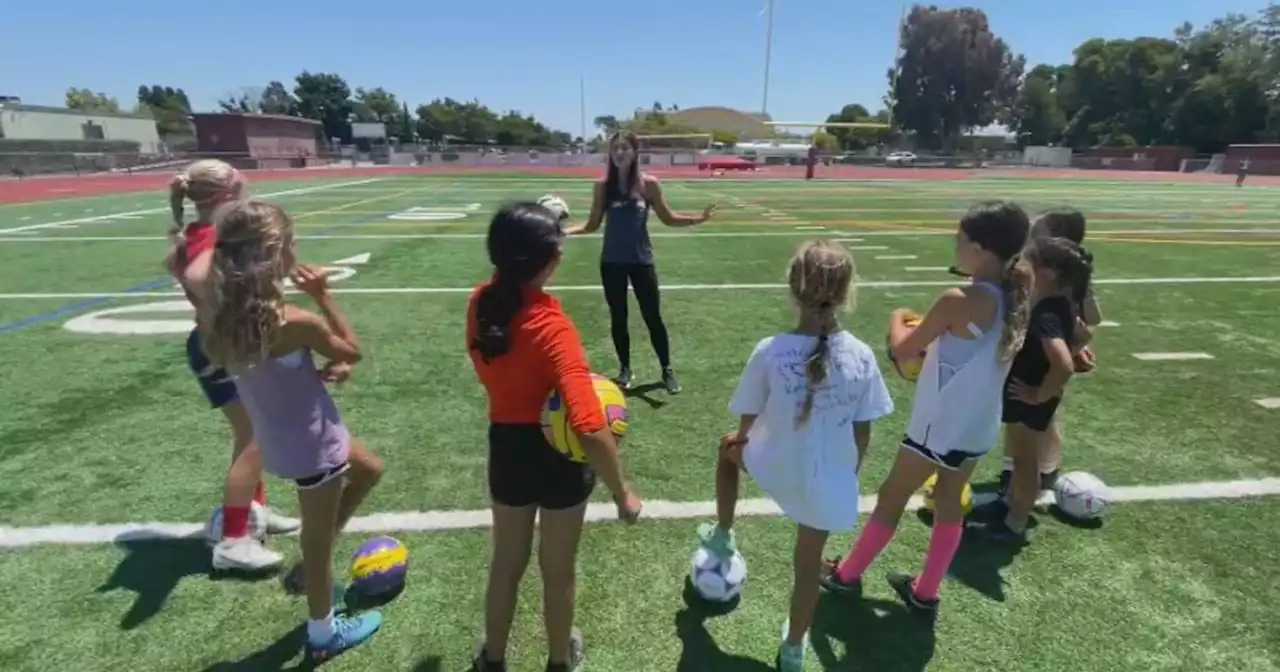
[959,200,1033,360]
[1026,236,1094,319]
[1032,207,1087,244]
[470,202,565,363]
[604,131,642,203]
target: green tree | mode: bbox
[65,88,120,113]
[135,85,193,136]
[293,72,354,142]
[889,5,1024,148]
[355,87,400,123]
[260,81,298,116]
[1013,65,1067,146]
[593,115,619,134]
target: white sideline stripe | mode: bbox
[877,254,918,260]
[1255,398,1280,409]
[1132,352,1215,361]
[1099,321,1121,327]
[2,477,1278,548]
[4,228,1280,243]
[0,179,384,234]
[904,266,950,271]
[3,275,1280,300]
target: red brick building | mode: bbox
[191,113,322,169]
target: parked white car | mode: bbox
[886,151,917,166]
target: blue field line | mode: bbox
[0,205,416,335]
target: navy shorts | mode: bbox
[488,423,595,510]
[1002,397,1061,432]
[185,329,238,409]
[901,435,985,470]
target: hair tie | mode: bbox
[819,300,833,310]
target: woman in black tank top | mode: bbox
[565,131,716,394]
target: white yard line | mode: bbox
[0,179,385,234]
[1131,352,1216,361]
[2,477,1277,548]
[3,275,1280,300]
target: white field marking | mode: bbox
[7,228,1280,243]
[1254,398,1280,409]
[794,225,826,231]
[3,477,1278,548]
[904,266,951,271]
[845,245,891,251]
[876,254,918,260]
[1132,352,1216,361]
[333,252,371,265]
[1099,320,1121,327]
[0,178,385,234]
[834,238,865,243]
[7,275,1280,300]
[18,216,30,221]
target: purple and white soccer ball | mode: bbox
[1054,471,1112,520]
[689,546,747,602]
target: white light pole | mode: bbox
[761,0,775,116]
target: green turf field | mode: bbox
[1,174,1279,671]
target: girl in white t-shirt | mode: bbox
[695,239,894,672]
[819,201,1033,616]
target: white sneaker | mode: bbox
[211,536,284,572]
[253,502,301,535]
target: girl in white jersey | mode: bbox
[695,240,894,671]
[820,201,1033,615]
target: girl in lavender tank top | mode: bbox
[199,199,385,662]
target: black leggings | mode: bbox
[600,262,671,369]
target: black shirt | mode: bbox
[1007,296,1075,389]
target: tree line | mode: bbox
[890,3,1280,153]
[64,73,578,148]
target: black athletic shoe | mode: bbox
[998,469,1013,498]
[968,518,1029,544]
[1040,469,1061,491]
[614,368,634,391]
[471,646,507,672]
[818,557,863,599]
[662,368,682,394]
[887,572,939,616]
[969,498,1009,522]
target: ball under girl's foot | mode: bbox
[305,611,382,662]
[886,572,939,616]
[817,556,863,598]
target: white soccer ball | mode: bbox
[537,194,571,221]
[203,505,267,545]
[689,546,748,603]
[1053,471,1112,520]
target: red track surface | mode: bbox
[0,164,1270,205]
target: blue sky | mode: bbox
[2,0,1270,135]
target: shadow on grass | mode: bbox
[623,381,669,410]
[810,593,936,671]
[675,580,774,672]
[97,532,275,631]
[200,624,306,671]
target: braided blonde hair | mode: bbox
[787,239,856,427]
[164,159,244,272]
[199,199,294,369]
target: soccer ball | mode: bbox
[537,194,571,221]
[350,536,409,598]
[203,505,267,545]
[919,472,974,515]
[1053,471,1112,520]
[689,546,747,603]
[888,313,926,381]
[542,374,628,463]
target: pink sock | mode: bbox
[913,521,963,600]
[836,520,896,582]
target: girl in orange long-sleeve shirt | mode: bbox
[467,202,643,672]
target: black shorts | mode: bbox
[1002,397,1062,432]
[488,423,595,510]
[295,463,349,490]
[900,436,985,470]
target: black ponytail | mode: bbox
[470,202,566,363]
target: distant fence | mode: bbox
[0,145,1242,178]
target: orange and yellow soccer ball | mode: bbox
[542,374,629,463]
[889,312,927,382]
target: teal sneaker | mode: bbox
[775,619,807,672]
[306,611,383,662]
[696,522,737,558]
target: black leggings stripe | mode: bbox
[600,263,671,369]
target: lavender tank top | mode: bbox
[234,348,350,480]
